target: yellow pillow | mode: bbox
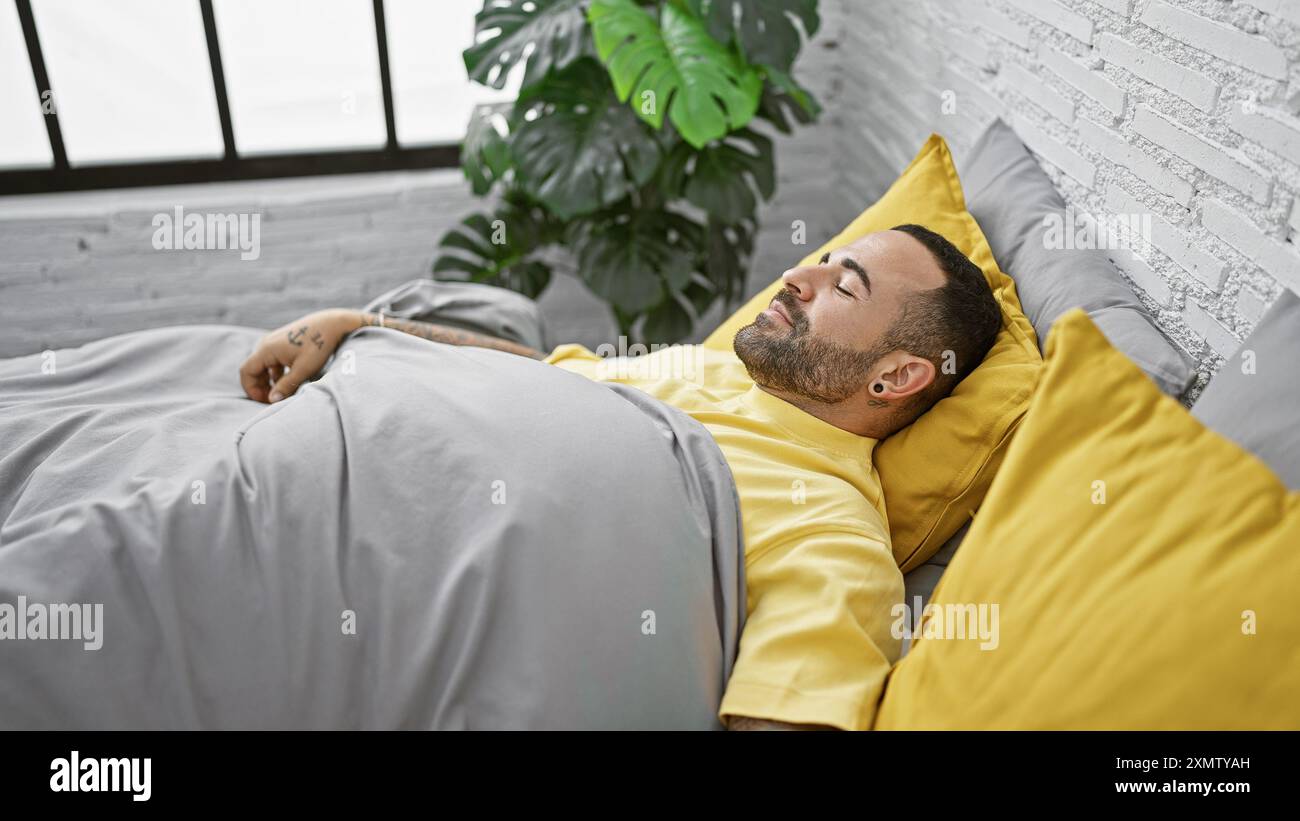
[875,309,1300,730]
[704,135,1041,571]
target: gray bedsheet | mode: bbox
[0,324,744,729]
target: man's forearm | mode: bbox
[353,311,545,359]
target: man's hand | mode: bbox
[239,309,362,403]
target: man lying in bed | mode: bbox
[239,224,1002,731]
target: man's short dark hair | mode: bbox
[879,223,1002,430]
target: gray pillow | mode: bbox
[899,519,971,657]
[961,119,1195,396]
[1192,289,1300,489]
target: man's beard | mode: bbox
[733,290,880,405]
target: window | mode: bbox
[386,0,519,146]
[1,0,516,190]
[213,0,387,154]
[31,0,224,164]
[0,0,52,167]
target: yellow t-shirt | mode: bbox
[544,342,904,730]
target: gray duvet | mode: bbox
[0,325,744,729]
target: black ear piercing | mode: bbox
[872,383,884,394]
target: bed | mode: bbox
[0,322,744,729]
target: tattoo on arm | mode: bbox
[360,313,544,359]
[287,325,307,347]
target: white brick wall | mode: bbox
[1038,43,1128,118]
[819,0,1300,390]
[1131,104,1272,203]
[1140,0,1287,79]
[0,172,498,357]
[1006,0,1096,44]
[1095,32,1219,111]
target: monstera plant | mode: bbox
[436,0,822,341]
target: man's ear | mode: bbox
[871,354,935,401]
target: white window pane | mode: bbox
[0,0,52,168]
[214,0,386,155]
[30,0,224,165]
[387,0,519,145]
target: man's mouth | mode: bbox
[763,299,793,327]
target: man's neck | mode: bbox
[755,384,880,439]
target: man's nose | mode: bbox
[780,264,824,299]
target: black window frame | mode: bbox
[0,0,460,195]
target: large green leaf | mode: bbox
[757,67,821,134]
[655,134,693,200]
[656,210,707,293]
[641,292,695,342]
[434,197,559,298]
[682,273,721,318]
[588,0,762,148]
[681,214,754,320]
[463,0,592,91]
[570,208,699,314]
[682,128,774,223]
[703,216,755,306]
[684,0,819,72]
[461,103,513,195]
[511,59,662,219]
